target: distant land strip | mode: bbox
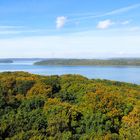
[34,58,140,66]
[0,59,13,63]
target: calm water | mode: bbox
[0,60,140,84]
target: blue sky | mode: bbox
[0,0,140,58]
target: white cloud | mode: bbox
[56,16,67,29]
[97,20,113,29]
[69,3,140,22]
[128,26,140,32]
[104,3,140,16]
[0,25,25,35]
[118,51,125,55]
[121,20,131,25]
[0,25,24,29]
[0,26,56,35]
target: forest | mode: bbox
[34,58,140,66]
[0,72,140,140]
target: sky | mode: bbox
[0,0,140,58]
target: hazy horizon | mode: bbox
[1,57,140,59]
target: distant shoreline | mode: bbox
[34,58,140,66]
[0,59,13,63]
[1,58,140,66]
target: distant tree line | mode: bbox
[34,58,140,66]
[0,59,13,63]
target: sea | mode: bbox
[0,60,140,84]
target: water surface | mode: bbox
[0,60,140,84]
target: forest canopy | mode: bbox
[0,72,140,140]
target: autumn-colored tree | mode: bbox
[0,72,140,139]
[27,82,52,99]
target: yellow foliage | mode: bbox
[27,82,52,99]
